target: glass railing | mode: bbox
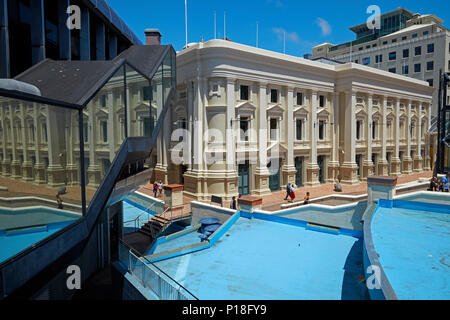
[118,240,198,300]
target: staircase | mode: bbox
[139,210,172,239]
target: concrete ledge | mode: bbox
[238,196,263,207]
[163,184,184,192]
[367,176,397,187]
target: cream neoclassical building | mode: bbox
[153,40,434,201]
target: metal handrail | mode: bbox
[119,239,198,300]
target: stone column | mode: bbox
[367,176,397,204]
[414,102,423,172]
[58,0,71,60]
[20,103,33,181]
[254,82,271,195]
[108,90,116,162]
[9,103,21,179]
[0,0,10,78]
[306,90,320,186]
[80,7,90,60]
[424,102,432,170]
[328,92,340,182]
[87,102,101,188]
[225,78,239,198]
[33,103,46,184]
[362,93,374,180]
[186,81,194,171]
[341,91,359,185]
[390,99,402,176]
[65,110,78,186]
[183,78,205,199]
[0,105,10,176]
[31,0,45,64]
[46,107,66,187]
[402,100,413,174]
[282,86,297,186]
[378,96,389,176]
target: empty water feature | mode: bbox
[0,206,80,263]
[148,210,369,300]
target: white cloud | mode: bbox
[272,27,300,44]
[316,18,332,36]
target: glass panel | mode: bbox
[0,97,83,264]
[126,65,154,138]
[84,66,125,206]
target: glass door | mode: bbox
[238,161,250,196]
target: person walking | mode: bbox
[442,173,449,192]
[158,180,163,198]
[304,192,310,205]
[56,194,64,210]
[284,183,291,201]
[230,196,237,210]
[289,184,296,202]
[153,181,158,198]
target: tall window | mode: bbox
[102,122,108,143]
[372,121,377,139]
[356,120,362,140]
[143,86,152,101]
[427,61,434,71]
[270,89,278,103]
[296,119,303,141]
[318,121,324,140]
[29,123,35,142]
[240,117,249,142]
[362,57,370,65]
[427,43,434,53]
[319,95,325,108]
[42,123,48,142]
[375,54,383,63]
[270,118,278,141]
[296,92,303,106]
[100,95,107,108]
[402,65,409,75]
[240,85,249,101]
[83,122,88,143]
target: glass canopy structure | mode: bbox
[0,44,176,298]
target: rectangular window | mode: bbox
[375,54,383,63]
[402,36,407,40]
[427,79,434,87]
[362,57,370,65]
[319,95,325,108]
[427,61,434,71]
[402,65,409,75]
[270,118,278,141]
[356,121,361,140]
[427,43,434,53]
[240,85,249,101]
[270,89,278,103]
[389,51,396,61]
[383,41,388,45]
[42,123,48,142]
[392,39,397,43]
[296,119,303,141]
[102,122,108,143]
[412,33,418,38]
[403,49,409,58]
[318,121,324,140]
[296,92,303,106]
[372,121,377,139]
[83,122,88,143]
[414,63,421,73]
[423,31,429,36]
[388,68,396,73]
[143,86,152,101]
[100,95,107,108]
[415,46,421,56]
[240,117,249,142]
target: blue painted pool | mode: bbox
[372,200,450,300]
[152,216,369,300]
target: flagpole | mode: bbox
[185,0,188,47]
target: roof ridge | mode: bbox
[14,58,52,80]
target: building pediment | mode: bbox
[294,106,309,117]
[372,110,382,119]
[267,141,288,153]
[355,108,367,117]
[236,101,256,113]
[95,108,108,118]
[267,104,285,115]
[317,108,330,117]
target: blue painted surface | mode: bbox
[151,231,203,256]
[372,200,450,300]
[154,217,369,300]
[0,220,76,263]
[123,199,156,234]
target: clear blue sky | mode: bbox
[107,0,449,56]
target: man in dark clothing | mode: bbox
[284,183,291,200]
[230,196,237,210]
